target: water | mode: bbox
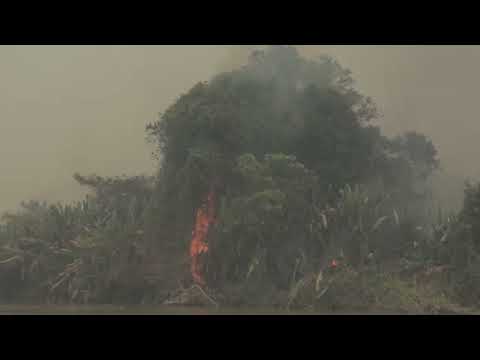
[0,305,415,315]
[0,305,303,315]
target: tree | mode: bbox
[145,46,440,294]
[146,47,388,223]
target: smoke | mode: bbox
[215,45,260,72]
[216,45,480,210]
[0,46,228,213]
[1,45,478,213]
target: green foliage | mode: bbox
[425,182,480,306]
[146,47,438,268]
[147,47,384,189]
[0,175,155,304]
[204,150,418,306]
[1,46,462,311]
[207,153,317,291]
[284,264,459,314]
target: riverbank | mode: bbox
[0,304,474,315]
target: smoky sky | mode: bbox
[1,45,478,213]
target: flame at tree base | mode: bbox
[190,191,216,286]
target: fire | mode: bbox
[190,191,216,286]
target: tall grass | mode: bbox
[0,180,154,304]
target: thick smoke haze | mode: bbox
[0,45,478,213]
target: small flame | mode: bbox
[190,191,216,286]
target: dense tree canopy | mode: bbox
[146,46,438,229]
[147,46,381,190]
[142,46,444,301]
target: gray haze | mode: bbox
[1,45,478,213]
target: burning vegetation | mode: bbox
[190,191,215,286]
[1,46,480,313]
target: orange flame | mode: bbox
[190,191,216,286]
